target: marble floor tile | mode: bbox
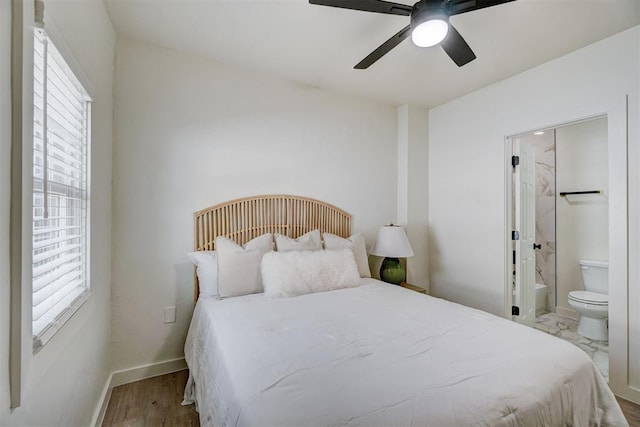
[534,312,609,382]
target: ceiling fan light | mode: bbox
[411,19,449,47]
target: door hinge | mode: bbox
[512,250,516,265]
[512,231,520,241]
[512,306,520,316]
[511,155,520,167]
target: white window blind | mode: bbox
[32,29,91,351]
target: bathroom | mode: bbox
[520,116,610,379]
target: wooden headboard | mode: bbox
[193,194,352,301]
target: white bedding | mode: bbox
[184,279,627,427]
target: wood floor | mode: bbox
[103,371,640,427]
[617,396,640,427]
[102,370,198,427]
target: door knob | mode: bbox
[533,243,542,250]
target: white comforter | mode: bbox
[184,279,627,427]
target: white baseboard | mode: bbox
[91,358,188,426]
[616,385,640,405]
[90,373,113,427]
[110,357,187,387]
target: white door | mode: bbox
[513,139,536,326]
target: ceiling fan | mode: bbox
[309,0,515,69]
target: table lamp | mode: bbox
[370,225,414,285]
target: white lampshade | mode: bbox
[370,225,414,258]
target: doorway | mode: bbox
[506,116,610,379]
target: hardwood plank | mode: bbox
[617,396,640,426]
[102,370,199,427]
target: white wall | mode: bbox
[397,105,429,289]
[428,26,639,401]
[0,0,115,425]
[556,117,608,315]
[111,39,398,371]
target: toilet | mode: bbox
[567,260,609,341]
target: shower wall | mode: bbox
[521,132,556,313]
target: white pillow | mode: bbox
[261,248,360,298]
[323,232,371,278]
[275,229,322,252]
[186,251,219,299]
[216,233,274,298]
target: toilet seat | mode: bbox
[568,290,608,305]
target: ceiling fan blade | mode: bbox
[309,0,412,16]
[448,0,516,16]
[440,24,476,67]
[354,25,412,69]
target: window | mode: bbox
[32,29,91,351]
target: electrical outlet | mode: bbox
[164,306,176,324]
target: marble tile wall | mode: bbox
[522,133,556,313]
[535,136,556,312]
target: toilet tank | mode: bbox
[579,259,608,294]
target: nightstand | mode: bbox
[400,282,427,294]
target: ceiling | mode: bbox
[104,0,640,108]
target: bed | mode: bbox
[183,195,627,427]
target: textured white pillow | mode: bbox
[216,233,273,298]
[275,229,322,252]
[323,232,371,278]
[186,251,219,299]
[261,248,360,298]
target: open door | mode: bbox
[513,139,536,326]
